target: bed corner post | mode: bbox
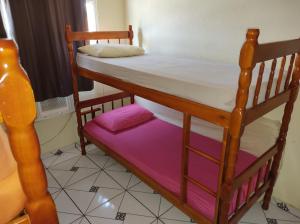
[262,53,300,210]
[65,24,86,155]
[219,29,259,224]
[0,40,58,224]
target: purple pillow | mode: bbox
[94,104,154,132]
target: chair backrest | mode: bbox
[0,39,58,224]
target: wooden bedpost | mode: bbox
[262,53,300,210]
[0,40,58,223]
[219,29,259,224]
[129,25,133,45]
[65,24,86,155]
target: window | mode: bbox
[0,0,15,38]
[86,0,97,32]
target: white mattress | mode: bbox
[77,53,284,112]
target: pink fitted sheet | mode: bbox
[84,118,263,220]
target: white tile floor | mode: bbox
[42,144,300,224]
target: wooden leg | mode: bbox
[78,128,86,155]
[262,148,283,210]
[262,61,300,209]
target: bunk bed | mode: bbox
[0,39,58,224]
[65,25,300,224]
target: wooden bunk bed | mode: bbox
[0,40,58,224]
[65,25,300,224]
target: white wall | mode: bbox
[96,0,126,30]
[125,0,300,209]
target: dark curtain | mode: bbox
[9,0,93,102]
[0,12,7,38]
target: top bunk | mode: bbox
[66,25,300,128]
[77,53,281,112]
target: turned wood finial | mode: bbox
[0,40,36,127]
[239,29,259,69]
[246,29,260,42]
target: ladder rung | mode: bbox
[186,145,220,165]
[184,175,217,197]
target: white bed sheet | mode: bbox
[77,53,284,112]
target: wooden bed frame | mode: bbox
[0,40,58,224]
[65,25,300,224]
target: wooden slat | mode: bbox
[255,168,263,191]
[253,62,265,106]
[264,159,272,183]
[111,101,114,109]
[187,145,220,165]
[214,128,230,223]
[78,67,231,127]
[265,59,277,100]
[229,181,271,224]
[254,38,300,63]
[185,175,217,197]
[180,113,191,203]
[233,144,278,189]
[67,31,131,41]
[79,92,130,108]
[245,90,291,125]
[246,176,254,203]
[80,108,101,116]
[275,57,286,95]
[284,54,296,90]
[235,187,242,213]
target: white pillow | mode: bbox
[78,43,145,58]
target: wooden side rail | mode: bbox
[0,40,58,223]
[244,90,291,125]
[254,38,300,63]
[79,92,132,109]
[78,67,231,127]
[66,25,133,44]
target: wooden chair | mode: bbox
[0,39,58,224]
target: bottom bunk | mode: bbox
[83,104,266,221]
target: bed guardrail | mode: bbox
[78,91,134,147]
[244,34,300,125]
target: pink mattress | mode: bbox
[84,118,263,220]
